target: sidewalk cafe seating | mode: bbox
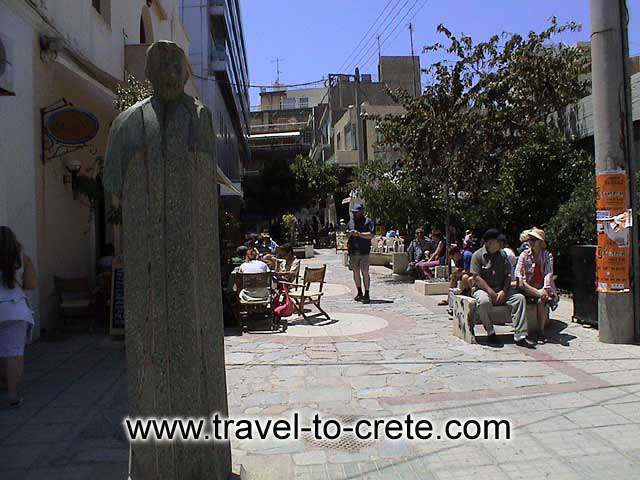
[233,271,281,331]
[53,276,94,332]
[286,265,330,321]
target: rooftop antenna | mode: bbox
[272,57,285,86]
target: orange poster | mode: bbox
[596,172,631,292]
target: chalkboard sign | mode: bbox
[109,257,125,336]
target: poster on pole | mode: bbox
[595,172,631,292]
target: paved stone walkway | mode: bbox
[1,249,639,479]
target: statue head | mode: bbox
[144,41,190,101]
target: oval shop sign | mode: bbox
[45,108,99,145]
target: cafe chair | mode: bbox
[53,276,95,332]
[233,271,276,331]
[287,265,330,321]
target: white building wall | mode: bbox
[0,3,41,335]
[0,0,196,338]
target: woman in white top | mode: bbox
[0,226,37,407]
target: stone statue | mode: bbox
[103,41,231,479]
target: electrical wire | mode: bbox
[361,0,430,74]
[336,0,401,74]
[191,73,327,89]
[347,0,414,73]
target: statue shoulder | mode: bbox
[110,98,151,132]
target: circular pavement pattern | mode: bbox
[282,312,389,338]
[319,282,351,297]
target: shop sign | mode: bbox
[45,108,99,145]
[596,172,632,292]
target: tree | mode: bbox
[291,155,340,207]
[368,19,590,238]
[352,159,424,228]
[114,74,152,112]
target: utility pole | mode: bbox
[590,0,638,343]
[354,67,366,167]
[409,22,418,97]
[377,34,382,69]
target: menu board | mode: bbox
[109,257,125,335]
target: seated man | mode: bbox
[386,226,399,238]
[406,228,433,277]
[470,229,535,349]
[257,232,279,255]
[236,248,271,303]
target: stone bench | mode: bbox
[342,252,409,275]
[414,280,450,296]
[452,294,540,344]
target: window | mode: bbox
[92,0,101,13]
[92,0,111,24]
[281,98,297,110]
[298,97,309,108]
[345,124,352,150]
[336,132,342,150]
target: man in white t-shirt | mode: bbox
[238,248,269,274]
[236,248,270,302]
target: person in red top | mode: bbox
[515,227,558,343]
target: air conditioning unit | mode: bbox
[0,34,15,96]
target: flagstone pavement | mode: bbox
[1,249,639,479]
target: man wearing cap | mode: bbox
[470,229,534,348]
[347,204,375,304]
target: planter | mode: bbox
[571,245,598,327]
[294,244,315,259]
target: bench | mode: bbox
[452,295,540,344]
[414,280,450,296]
[342,251,409,275]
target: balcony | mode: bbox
[124,44,151,83]
[331,150,359,168]
[209,0,225,17]
[208,38,227,72]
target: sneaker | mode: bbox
[487,334,502,347]
[8,397,23,408]
[354,294,363,302]
[515,338,536,349]
[361,294,371,304]
[536,334,547,344]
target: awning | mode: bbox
[216,166,242,196]
[248,131,301,140]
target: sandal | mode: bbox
[437,299,449,306]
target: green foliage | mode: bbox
[114,74,152,112]
[479,125,594,239]
[371,19,590,237]
[352,159,424,227]
[282,213,297,245]
[291,155,340,206]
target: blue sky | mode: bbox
[241,0,640,107]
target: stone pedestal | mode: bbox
[414,280,450,296]
[391,252,409,274]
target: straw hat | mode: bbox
[520,227,546,247]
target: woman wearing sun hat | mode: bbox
[515,227,557,343]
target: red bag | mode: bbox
[274,284,295,318]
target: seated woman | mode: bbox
[439,245,473,306]
[417,229,445,279]
[515,227,558,342]
[275,244,301,282]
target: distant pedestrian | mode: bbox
[0,226,37,407]
[347,205,375,304]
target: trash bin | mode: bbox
[571,245,598,327]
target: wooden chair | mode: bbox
[233,271,275,330]
[288,265,330,321]
[53,276,94,332]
